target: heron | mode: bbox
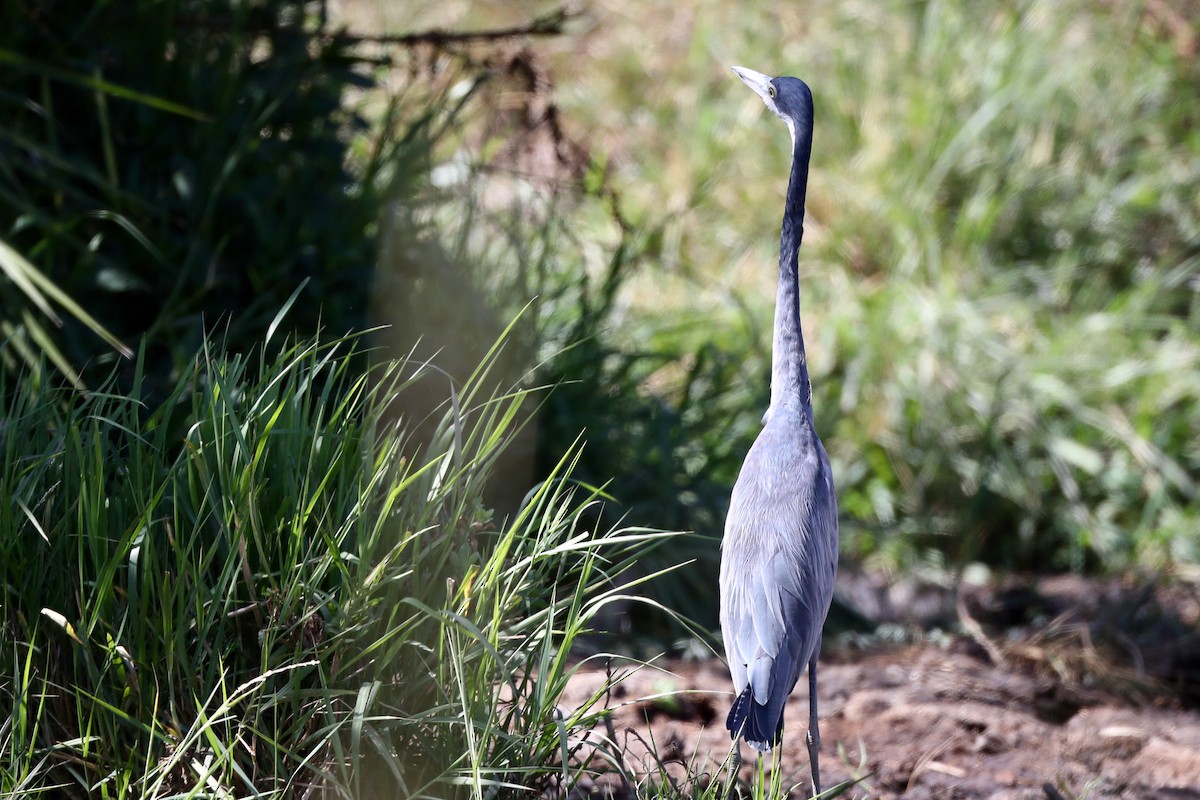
[720,66,839,798]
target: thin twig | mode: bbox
[957,593,1005,666]
[334,8,577,48]
[164,7,575,50]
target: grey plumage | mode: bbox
[720,66,839,795]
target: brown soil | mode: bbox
[559,574,1200,799]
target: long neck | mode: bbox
[769,118,814,418]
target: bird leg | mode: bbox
[726,741,742,800]
[807,657,822,798]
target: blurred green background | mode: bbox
[4,0,1199,619]
[3,1,1199,795]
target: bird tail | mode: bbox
[726,686,783,752]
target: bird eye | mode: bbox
[767,84,777,99]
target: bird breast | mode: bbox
[723,425,827,553]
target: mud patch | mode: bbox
[559,573,1200,798]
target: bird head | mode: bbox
[731,66,813,149]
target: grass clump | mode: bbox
[799,0,1200,571]
[0,0,430,389]
[0,327,672,798]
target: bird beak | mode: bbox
[731,65,775,105]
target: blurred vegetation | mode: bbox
[3,0,1198,634]
[1,0,381,389]
[392,0,1200,615]
[2,0,1199,793]
[522,0,1200,576]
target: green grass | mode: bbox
[400,0,1200,578]
[1,0,396,390]
[4,1,1198,792]
[0,323,687,798]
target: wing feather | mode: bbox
[720,426,839,749]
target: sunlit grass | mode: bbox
[0,322,687,798]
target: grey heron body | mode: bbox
[720,66,839,796]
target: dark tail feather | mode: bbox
[726,686,784,749]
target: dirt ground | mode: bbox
[558,573,1200,799]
